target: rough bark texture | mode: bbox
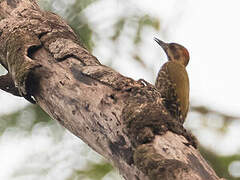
[0,0,223,180]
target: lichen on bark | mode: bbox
[134,144,194,180]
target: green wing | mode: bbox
[155,61,189,123]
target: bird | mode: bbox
[154,37,190,124]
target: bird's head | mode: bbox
[154,37,189,66]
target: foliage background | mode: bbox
[0,0,239,179]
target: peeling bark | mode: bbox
[0,1,223,180]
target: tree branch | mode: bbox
[0,0,223,179]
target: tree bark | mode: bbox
[0,0,223,179]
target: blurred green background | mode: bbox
[0,0,239,179]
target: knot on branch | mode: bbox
[6,30,42,96]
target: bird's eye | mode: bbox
[169,44,177,51]
[168,44,180,60]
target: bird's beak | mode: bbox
[154,37,168,52]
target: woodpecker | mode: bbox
[154,38,190,124]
